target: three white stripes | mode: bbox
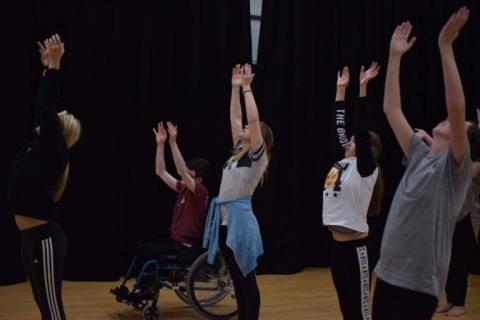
[41,238,61,320]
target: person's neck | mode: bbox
[430,137,449,155]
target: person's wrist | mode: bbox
[242,85,252,91]
[242,87,252,94]
[359,85,367,97]
[48,61,60,70]
[389,51,403,59]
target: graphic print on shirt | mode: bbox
[324,162,349,197]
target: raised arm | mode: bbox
[167,122,196,192]
[153,122,178,191]
[384,22,417,157]
[332,66,350,159]
[241,64,263,149]
[438,7,470,164]
[36,35,64,143]
[356,62,380,177]
[230,64,243,145]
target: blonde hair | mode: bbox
[53,164,69,202]
[58,112,81,148]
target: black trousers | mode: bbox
[446,214,477,306]
[21,222,67,320]
[219,226,260,320]
[372,278,437,320]
[135,238,201,267]
[330,237,371,320]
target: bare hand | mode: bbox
[360,62,380,86]
[45,34,65,69]
[415,128,433,146]
[438,7,470,47]
[153,122,167,144]
[337,66,350,88]
[166,121,178,143]
[37,41,49,67]
[390,22,417,56]
[231,64,242,88]
[241,63,255,88]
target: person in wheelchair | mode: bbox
[111,122,211,316]
[139,121,211,267]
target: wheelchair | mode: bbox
[111,245,238,320]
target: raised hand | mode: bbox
[153,122,167,144]
[337,66,350,88]
[415,128,433,146]
[438,7,470,47]
[231,64,243,88]
[166,122,178,144]
[37,41,49,68]
[46,34,65,69]
[390,22,417,56]
[360,62,380,86]
[241,63,255,88]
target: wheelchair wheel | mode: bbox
[187,252,238,319]
[143,301,160,320]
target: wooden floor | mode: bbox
[1,268,479,319]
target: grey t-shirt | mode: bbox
[218,141,268,225]
[374,134,471,298]
[457,180,480,222]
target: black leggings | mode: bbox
[219,226,260,320]
[330,237,371,320]
[446,214,477,306]
[135,238,201,267]
[372,278,437,320]
[21,222,67,320]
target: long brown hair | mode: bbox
[367,131,384,217]
[260,122,274,186]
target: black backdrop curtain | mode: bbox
[1,0,480,285]
[253,0,480,273]
[0,0,252,284]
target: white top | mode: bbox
[322,157,378,233]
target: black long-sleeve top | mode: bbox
[6,69,68,221]
[333,97,376,176]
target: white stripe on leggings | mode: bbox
[42,238,60,320]
[356,245,371,320]
[47,238,62,319]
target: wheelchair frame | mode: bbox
[111,250,238,320]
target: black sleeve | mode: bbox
[35,69,62,143]
[332,101,350,160]
[355,97,377,177]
